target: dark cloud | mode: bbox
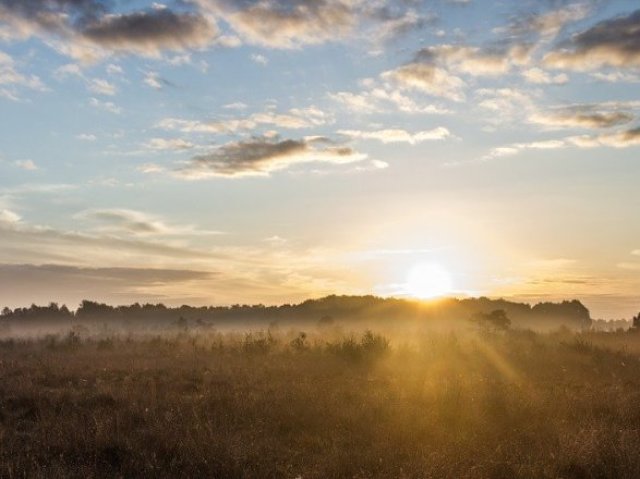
[81,8,217,55]
[0,0,218,58]
[1,263,212,284]
[0,0,107,38]
[544,9,640,70]
[0,0,108,26]
[0,263,215,308]
[178,136,367,178]
[1,0,438,54]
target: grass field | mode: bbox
[1,328,640,478]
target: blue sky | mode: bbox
[0,0,639,318]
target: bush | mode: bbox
[327,330,389,362]
[242,331,276,354]
[360,330,389,356]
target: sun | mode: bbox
[405,262,454,299]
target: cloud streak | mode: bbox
[176,136,368,178]
[530,105,635,129]
[482,126,640,160]
[76,208,224,236]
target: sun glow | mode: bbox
[405,262,454,299]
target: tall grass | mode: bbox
[0,329,639,478]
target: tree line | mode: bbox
[0,295,594,330]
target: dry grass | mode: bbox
[0,328,640,478]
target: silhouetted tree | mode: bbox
[531,300,591,329]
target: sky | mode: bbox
[0,0,639,318]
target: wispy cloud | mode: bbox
[144,138,194,151]
[522,67,568,85]
[329,85,449,114]
[0,208,20,224]
[88,97,121,114]
[144,72,161,89]
[87,77,116,95]
[76,208,224,236]
[590,71,640,83]
[482,125,640,161]
[13,159,38,171]
[502,3,591,40]
[250,53,268,65]
[76,133,97,141]
[339,127,451,144]
[157,106,330,135]
[0,50,46,100]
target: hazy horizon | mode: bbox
[1,0,639,319]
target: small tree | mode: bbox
[471,309,511,332]
[632,312,640,330]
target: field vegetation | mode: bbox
[1,324,640,478]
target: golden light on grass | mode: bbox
[404,262,454,299]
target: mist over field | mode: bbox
[0,295,595,338]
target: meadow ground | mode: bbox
[1,328,640,478]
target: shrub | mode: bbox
[327,330,389,362]
[242,331,276,354]
[360,330,389,356]
[289,332,308,352]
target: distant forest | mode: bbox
[0,295,592,331]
